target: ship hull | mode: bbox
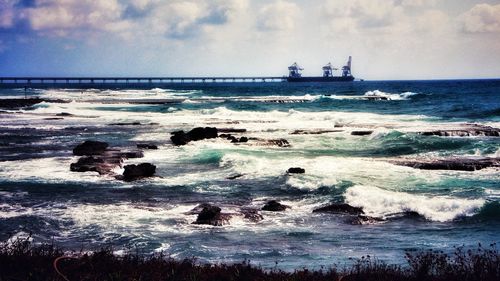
[287,76,354,82]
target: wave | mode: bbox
[326,90,421,101]
[344,185,485,222]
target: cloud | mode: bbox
[462,3,500,33]
[257,0,300,31]
[0,0,19,28]
[401,0,436,7]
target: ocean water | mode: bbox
[0,80,499,270]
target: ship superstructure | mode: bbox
[286,56,354,82]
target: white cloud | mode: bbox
[257,0,300,31]
[462,3,500,33]
[401,0,436,7]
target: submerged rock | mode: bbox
[287,167,305,174]
[226,174,244,180]
[73,140,109,156]
[290,129,343,135]
[122,163,156,181]
[170,127,218,145]
[267,139,290,147]
[241,209,264,222]
[262,200,290,212]
[193,204,232,226]
[390,157,499,171]
[70,156,105,174]
[313,203,364,215]
[348,215,385,225]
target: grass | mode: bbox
[0,237,498,281]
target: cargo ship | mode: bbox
[286,56,354,82]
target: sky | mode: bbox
[0,0,499,80]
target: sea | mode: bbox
[0,80,499,270]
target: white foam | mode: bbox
[344,185,485,222]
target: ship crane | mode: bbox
[288,62,304,78]
[322,62,338,77]
[342,56,352,77]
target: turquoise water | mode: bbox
[0,80,499,270]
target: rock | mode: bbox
[390,157,499,171]
[291,129,343,135]
[218,128,247,133]
[241,209,264,222]
[122,163,156,181]
[170,131,190,146]
[73,140,109,156]
[187,127,218,141]
[193,204,232,226]
[56,112,73,116]
[287,167,305,174]
[348,215,385,225]
[313,203,364,215]
[420,125,500,137]
[364,96,389,101]
[170,127,218,145]
[231,136,248,143]
[70,157,105,174]
[351,131,373,136]
[267,139,290,147]
[226,174,244,180]
[262,200,290,212]
[0,98,66,109]
[109,122,142,126]
[137,143,158,150]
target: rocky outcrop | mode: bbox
[121,163,156,181]
[192,204,232,226]
[390,157,499,171]
[313,203,364,215]
[170,127,218,145]
[262,200,290,212]
[287,167,305,174]
[0,98,67,109]
[419,124,499,137]
[226,174,244,180]
[73,141,109,156]
[70,141,147,177]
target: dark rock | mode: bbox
[0,98,44,109]
[226,174,244,180]
[137,143,158,150]
[287,167,305,174]
[351,131,373,136]
[239,137,248,143]
[231,136,248,143]
[170,131,190,146]
[70,157,105,174]
[109,122,142,126]
[241,209,264,222]
[219,134,231,138]
[170,127,218,145]
[119,150,144,159]
[390,157,499,171]
[193,204,232,226]
[56,112,73,116]
[122,163,156,181]
[73,140,109,156]
[365,96,389,101]
[187,127,218,141]
[348,215,385,225]
[218,128,247,133]
[267,139,290,147]
[313,203,364,215]
[43,117,64,120]
[185,203,213,215]
[262,200,290,212]
[420,125,500,137]
[291,129,343,135]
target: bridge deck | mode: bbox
[0,77,286,84]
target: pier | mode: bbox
[0,76,286,85]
